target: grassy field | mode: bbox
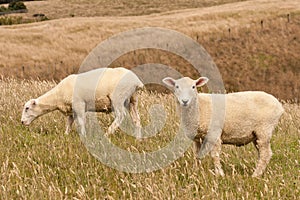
[0,0,299,100]
[0,78,299,199]
[21,0,247,19]
[0,0,299,198]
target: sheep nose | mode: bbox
[21,121,24,125]
[182,99,189,105]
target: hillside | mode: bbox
[0,0,299,100]
[18,0,247,18]
[0,1,300,198]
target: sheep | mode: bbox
[162,76,284,177]
[21,67,144,136]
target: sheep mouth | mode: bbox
[181,102,190,107]
[21,121,30,126]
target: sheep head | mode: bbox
[21,99,41,125]
[162,77,209,107]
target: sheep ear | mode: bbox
[31,99,37,106]
[195,77,209,87]
[162,77,176,87]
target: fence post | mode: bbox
[22,66,25,78]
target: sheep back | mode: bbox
[64,68,143,112]
[197,91,284,146]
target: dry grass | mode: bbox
[0,0,299,70]
[22,0,247,19]
[0,78,299,199]
[0,0,299,199]
[0,0,299,100]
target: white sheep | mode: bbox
[163,76,284,177]
[21,67,144,136]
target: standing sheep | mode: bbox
[163,76,284,177]
[21,67,144,136]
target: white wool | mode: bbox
[163,76,284,177]
[21,67,144,136]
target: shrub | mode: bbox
[1,0,34,3]
[0,16,23,25]
[0,5,7,12]
[8,1,26,11]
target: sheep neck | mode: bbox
[36,87,61,114]
[179,97,199,139]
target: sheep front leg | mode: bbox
[252,138,272,177]
[65,115,74,135]
[194,141,202,155]
[77,114,86,136]
[210,138,225,177]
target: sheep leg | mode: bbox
[77,115,86,136]
[73,102,87,136]
[107,105,126,135]
[210,138,225,177]
[194,141,202,155]
[252,137,272,177]
[129,95,142,138]
[65,115,74,135]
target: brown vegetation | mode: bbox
[0,0,299,101]
[0,78,299,199]
[0,0,300,198]
[22,0,247,19]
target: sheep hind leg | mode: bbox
[252,137,272,177]
[65,115,74,135]
[210,138,225,177]
[73,102,87,136]
[107,106,126,135]
[129,95,142,139]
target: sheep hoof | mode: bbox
[79,128,86,137]
[134,127,142,139]
[197,150,209,159]
[106,128,115,136]
[252,172,261,178]
[215,169,225,177]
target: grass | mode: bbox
[21,0,247,19]
[0,0,299,198]
[0,0,299,100]
[0,78,299,199]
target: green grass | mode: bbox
[0,78,299,199]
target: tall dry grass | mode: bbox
[22,0,247,19]
[1,0,299,73]
[0,78,299,199]
[1,0,299,100]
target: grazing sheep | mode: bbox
[21,67,144,136]
[163,76,284,177]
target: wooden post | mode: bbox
[22,66,25,78]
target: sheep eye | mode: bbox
[25,107,29,111]
[175,85,179,89]
[192,85,196,89]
